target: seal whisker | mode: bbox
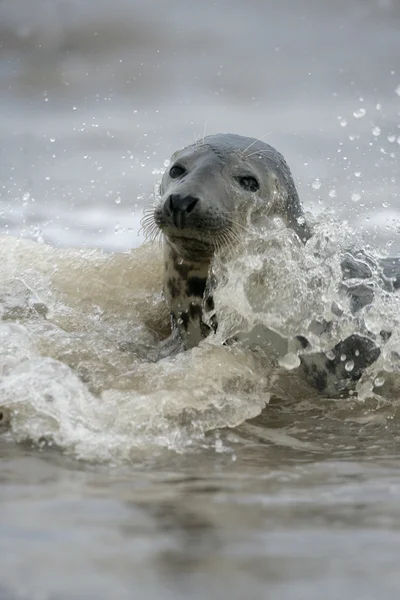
[242,132,272,158]
[224,217,252,237]
[202,121,208,147]
[140,209,163,243]
[245,149,273,160]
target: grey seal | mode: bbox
[150,133,310,347]
[144,133,399,398]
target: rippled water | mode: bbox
[2,0,400,598]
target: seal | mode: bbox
[149,133,310,347]
[144,133,399,398]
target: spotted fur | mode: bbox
[163,242,213,348]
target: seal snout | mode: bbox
[165,194,200,229]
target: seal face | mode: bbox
[145,132,395,397]
[151,133,310,348]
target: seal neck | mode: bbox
[163,241,212,348]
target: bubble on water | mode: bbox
[372,126,381,137]
[312,179,321,190]
[374,376,385,388]
[278,353,301,370]
[351,192,361,202]
[345,360,354,372]
[353,108,366,119]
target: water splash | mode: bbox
[1,219,400,462]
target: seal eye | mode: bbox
[237,176,259,192]
[169,165,186,179]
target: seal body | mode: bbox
[149,133,394,397]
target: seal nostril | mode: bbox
[166,194,199,215]
[185,198,198,214]
[168,194,177,214]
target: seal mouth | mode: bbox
[141,204,242,260]
[165,230,217,261]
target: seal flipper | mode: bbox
[300,334,380,398]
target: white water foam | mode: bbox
[1,219,400,462]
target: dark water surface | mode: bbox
[1,0,400,598]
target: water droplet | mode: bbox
[325,350,335,360]
[353,108,366,119]
[340,354,347,362]
[50,137,56,143]
[388,134,396,143]
[340,119,347,127]
[163,159,171,168]
[312,178,321,190]
[328,189,337,198]
[278,353,301,370]
[372,126,381,137]
[351,192,361,202]
[382,201,390,208]
[22,192,30,202]
[115,197,121,204]
[345,360,354,372]
[354,171,361,178]
[374,376,385,387]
